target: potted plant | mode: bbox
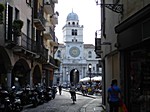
[0,3,5,24]
[12,19,24,36]
[0,3,4,13]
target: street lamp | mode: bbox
[66,71,68,86]
[88,64,92,87]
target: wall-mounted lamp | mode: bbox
[88,64,92,87]
[95,0,123,14]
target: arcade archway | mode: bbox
[33,65,41,86]
[70,69,79,84]
[12,59,30,89]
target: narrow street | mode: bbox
[21,90,102,112]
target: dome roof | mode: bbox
[67,11,79,21]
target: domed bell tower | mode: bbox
[62,11,84,60]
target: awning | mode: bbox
[91,76,102,82]
[80,76,102,82]
[79,77,90,82]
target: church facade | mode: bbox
[54,11,101,86]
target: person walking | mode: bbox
[69,83,76,103]
[107,79,122,112]
[58,84,62,95]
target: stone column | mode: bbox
[7,66,13,90]
[30,68,33,88]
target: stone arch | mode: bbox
[70,68,79,85]
[33,65,41,86]
[12,58,30,89]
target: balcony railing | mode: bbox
[48,55,60,68]
[50,36,58,46]
[5,32,37,52]
[21,33,37,52]
[44,0,54,14]
[36,43,48,60]
[44,26,54,40]
[34,11,45,30]
[50,14,58,25]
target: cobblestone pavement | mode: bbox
[64,89,105,112]
[21,89,105,112]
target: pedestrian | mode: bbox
[69,83,76,102]
[58,84,62,95]
[107,79,122,112]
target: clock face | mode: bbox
[69,47,80,57]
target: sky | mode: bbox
[55,0,101,45]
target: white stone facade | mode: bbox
[54,11,101,85]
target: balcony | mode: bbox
[5,36,18,49]
[50,14,58,25]
[36,44,48,63]
[95,38,102,58]
[12,33,37,59]
[44,26,54,40]
[50,36,58,46]
[33,12,45,31]
[44,0,54,14]
[43,55,60,69]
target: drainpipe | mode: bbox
[101,0,106,38]
[101,0,106,105]
[30,0,34,88]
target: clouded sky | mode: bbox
[55,0,101,45]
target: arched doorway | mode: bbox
[12,59,30,89]
[70,69,79,85]
[33,65,41,86]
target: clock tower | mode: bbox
[62,11,84,59]
[60,11,87,84]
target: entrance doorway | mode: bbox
[70,69,79,85]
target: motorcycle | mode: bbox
[0,89,12,112]
[19,87,39,107]
[29,88,39,107]
[9,86,23,112]
[34,86,45,104]
[43,87,52,102]
[51,86,57,99]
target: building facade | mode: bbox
[54,11,101,86]
[0,0,59,90]
[95,0,150,111]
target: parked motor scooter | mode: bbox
[19,86,39,107]
[0,87,12,112]
[43,87,52,102]
[29,88,39,107]
[51,86,57,99]
[9,86,23,112]
[35,85,45,104]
